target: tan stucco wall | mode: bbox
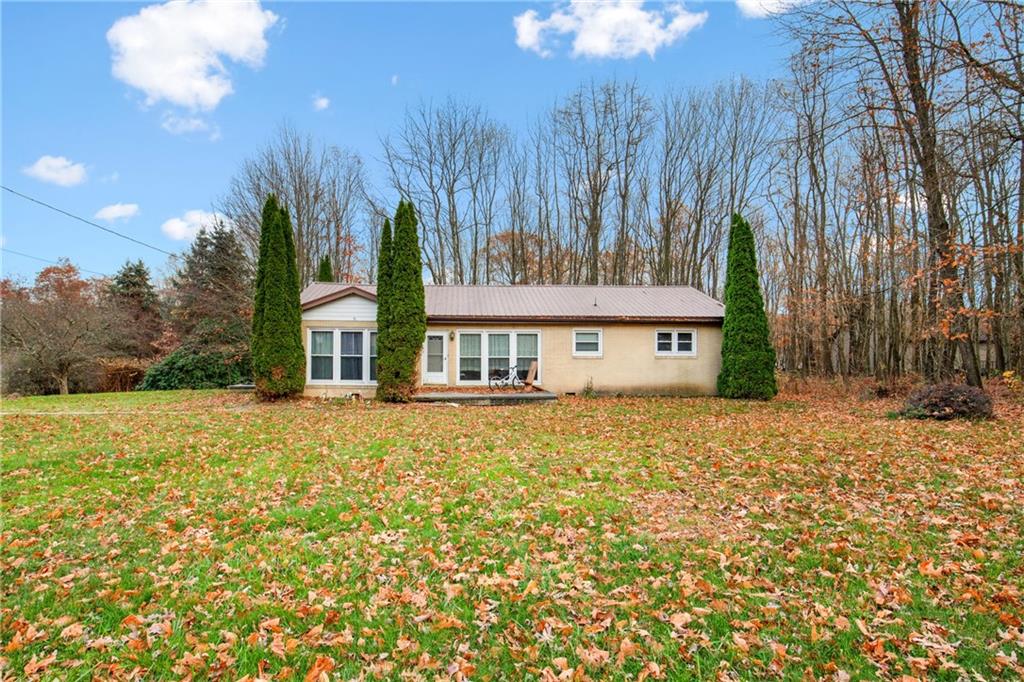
[301,319,722,397]
[434,322,722,395]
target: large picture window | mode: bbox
[306,329,378,384]
[655,329,697,357]
[457,331,541,384]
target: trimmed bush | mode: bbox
[138,347,250,391]
[376,201,426,402]
[251,196,305,399]
[900,383,993,420]
[717,213,778,400]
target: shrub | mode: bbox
[900,383,993,420]
[138,347,250,391]
[717,213,778,400]
[251,196,305,399]
[98,357,151,392]
[376,201,426,402]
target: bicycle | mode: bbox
[488,365,521,390]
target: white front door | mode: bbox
[423,333,448,384]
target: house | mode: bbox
[300,283,725,397]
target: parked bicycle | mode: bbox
[488,365,521,390]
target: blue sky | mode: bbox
[1,1,787,282]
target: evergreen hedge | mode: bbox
[251,195,305,399]
[376,202,426,402]
[717,213,778,400]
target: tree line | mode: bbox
[218,1,1022,385]
[3,0,1020,394]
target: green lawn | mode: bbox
[2,390,1022,680]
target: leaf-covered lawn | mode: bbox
[2,390,1022,680]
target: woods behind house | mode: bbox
[3,0,1022,394]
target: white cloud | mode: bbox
[735,0,801,18]
[22,155,88,187]
[161,209,232,241]
[390,74,399,86]
[514,1,707,59]
[94,203,140,222]
[312,94,330,111]
[107,0,278,111]
[160,112,221,140]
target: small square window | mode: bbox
[573,329,602,356]
[676,332,693,353]
[656,332,673,352]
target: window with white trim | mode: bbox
[572,329,603,357]
[310,331,334,380]
[306,328,378,384]
[515,333,539,381]
[459,333,482,381]
[457,331,541,384]
[488,333,511,378]
[655,329,697,357]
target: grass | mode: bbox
[2,389,1022,680]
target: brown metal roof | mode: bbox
[300,283,723,322]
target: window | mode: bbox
[340,332,364,381]
[573,329,603,357]
[515,333,539,381]
[456,331,542,384]
[655,329,697,357]
[369,332,378,382]
[488,333,510,379]
[307,329,377,384]
[310,331,334,380]
[460,333,482,381]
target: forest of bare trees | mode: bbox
[217,0,1022,382]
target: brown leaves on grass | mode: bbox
[1,387,1022,679]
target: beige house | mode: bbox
[300,283,724,398]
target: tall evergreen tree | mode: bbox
[376,202,426,402]
[252,196,305,399]
[316,254,333,282]
[107,260,163,358]
[375,217,393,356]
[717,213,778,400]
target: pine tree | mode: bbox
[252,195,305,399]
[376,202,426,402]
[717,213,778,400]
[107,260,163,358]
[316,254,333,282]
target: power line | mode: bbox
[1,247,109,277]
[1,185,177,257]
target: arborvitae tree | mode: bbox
[251,196,305,399]
[316,254,333,282]
[376,202,426,402]
[717,213,778,400]
[374,218,394,387]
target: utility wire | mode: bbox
[2,185,177,257]
[1,247,108,277]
